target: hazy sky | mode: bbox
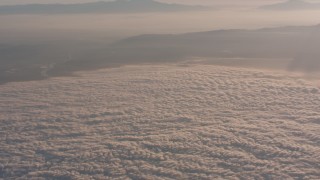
[0,0,295,6]
[0,0,320,8]
[1,0,320,43]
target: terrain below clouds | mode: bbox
[1,24,320,84]
[0,64,319,179]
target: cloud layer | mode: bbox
[0,64,319,179]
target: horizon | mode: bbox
[0,0,319,179]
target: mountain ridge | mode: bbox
[0,0,208,14]
[260,0,320,10]
[1,24,320,84]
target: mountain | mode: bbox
[106,25,320,60]
[260,0,320,10]
[1,25,320,84]
[0,0,208,14]
[47,25,320,78]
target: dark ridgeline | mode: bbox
[260,0,320,10]
[1,25,320,84]
[0,0,208,14]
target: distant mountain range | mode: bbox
[260,0,320,10]
[106,24,320,60]
[1,24,320,84]
[0,0,208,14]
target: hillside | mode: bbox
[1,25,320,84]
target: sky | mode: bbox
[1,0,320,44]
[0,0,319,8]
[0,0,293,6]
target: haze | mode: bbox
[0,0,319,179]
[0,0,285,6]
[0,0,319,5]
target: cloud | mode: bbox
[0,64,319,179]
